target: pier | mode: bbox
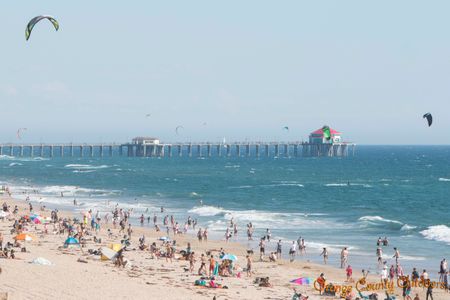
[0,141,355,158]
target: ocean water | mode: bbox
[0,145,449,275]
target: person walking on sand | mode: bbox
[197,228,202,242]
[259,238,265,261]
[198,254,207,275]
[289,241,297,262]
[208,255,215,276]
[189,252,196,273]
[202,228,208,242]
[320,247,328,264]
[246,255,252,277]
[340,247,349,268]
[426,280,433,300]
[346,265,354,282]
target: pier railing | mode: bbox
[0,142,355,158]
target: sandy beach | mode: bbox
[0,193,448,300]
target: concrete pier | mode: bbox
[0,141,355,159]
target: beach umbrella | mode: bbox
[221,254,238,261]
[290,277,312,285]
[64,237,80,247]
[14,233,36,241]
[100,247,118,261]
[33,218,41,224]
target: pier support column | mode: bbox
[30,146,34,157]
[265,144,269,157]
[236,145,241,157]
[255,144,260,157]
[207,144,212,157]
[0,146,2,155]
[109,146,113,156]
[284,144,289,157]
[168,145,172,157]
[100,145,104,157]
[294,144,298,157]
[159,145,165,157]
[246,144,250,157]
[275,144,279,157]
[178,145,182,157]
[60,146,64,157]
[50,146,54,157]
[40,145,44,157]
[9,146,13,156]
[70,145,74,157]
[226,145,231,157]
[80,146,84,157]
[119,146,123,156]
[89,146,94,157]
[217,145,222,157]
[188,144,193,157]
[197,145,202,157]
[20,146,24,157]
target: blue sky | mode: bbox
[1,1,449,144]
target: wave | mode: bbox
[188,206,229,217]
[325,183,348,187]
[420,225,450,244]
[359,216,403,225]
[260,183,304,188]
[400,224,417,231]
[64,164,110,170]
[326,183,371,188]
[73,170,96,173]
[438,178,450,182]
[358,215,415,231]
[9,162,23,167]
[0,155,14,160]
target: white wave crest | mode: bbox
[420,225,450,244]
[188,206,229,217]
[400,224,417,231]
[438,178,450,182]
[358,215,403,225]
[64,164,109,170]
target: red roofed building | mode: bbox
[309,127,342,144]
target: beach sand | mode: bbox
[0,196,448,300]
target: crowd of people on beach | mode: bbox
[0,184,449,300]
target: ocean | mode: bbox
[1,145,449,275]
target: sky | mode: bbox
[1,1,450,144]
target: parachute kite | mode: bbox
[16,128,27,140]
[25,15,59,41]
[322,126,331,141]
[423,113,432,127]
[175,125,184,135]
[283,126,289,131]
[145,114,151,118]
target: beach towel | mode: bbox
[213,262,219,276]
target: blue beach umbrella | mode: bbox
[221,254,238,261]
[64,237,80,248]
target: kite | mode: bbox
[145,114,151,118]
[283,126,289,131]
[17,128,27,139]
[322,126,331,141]
[423,113,432,127]
[175,125,184,135]
[25,15,59,41]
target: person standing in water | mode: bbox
[320,247,328,264]
[340,247,349,268]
